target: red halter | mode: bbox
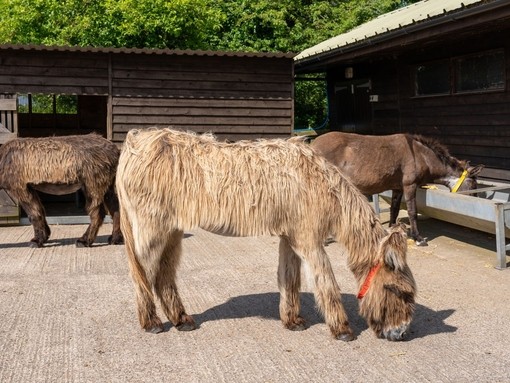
[357,263,382,299]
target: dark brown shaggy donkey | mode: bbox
[117,128,417,342]
[0,134,123,247]
[311,132,483,246]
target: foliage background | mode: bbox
[0,0,418,128]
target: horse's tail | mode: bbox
[120,206,153,297]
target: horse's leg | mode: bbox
[17,188,50,247]
[278,236,306,331]
[403,184,427,246]
[389,190,403,226]
[292,240,356,341]
[76,188,106,247]
[121,210,165,333]
[154,230,196,331]
[103,185,124,245]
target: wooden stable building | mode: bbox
[0,45,294,222]
[0,45,294,145]
[295,0,510,183]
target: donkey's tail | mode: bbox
[120,207,153,297]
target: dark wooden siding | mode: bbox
[0,50,109,95]
[0,46,294,144]
[110,54,293,143]
[111,97,292,142]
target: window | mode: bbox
[17,94,78,114]
[415,61,450,96]
[455,50,505,93]
[414,49,505,97]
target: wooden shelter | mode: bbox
[294,0,510,183]
[0,45,294,145]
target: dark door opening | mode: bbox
[333,79,372,134]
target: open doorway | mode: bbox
[16,94,108,218]
[332,79,372,133]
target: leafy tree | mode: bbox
[0,0,224,49]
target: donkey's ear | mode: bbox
[468,164,484,177]
[381,226,408,271]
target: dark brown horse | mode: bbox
[0,134,123,247]
[311,132,483,246]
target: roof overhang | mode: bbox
[0,43,296,59]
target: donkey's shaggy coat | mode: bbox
[0,134,123,247]
[117,128,416,341]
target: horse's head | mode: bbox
[454,162,484,192]
[358,224,416,341]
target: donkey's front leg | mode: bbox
[278,236,306,331]
[389,190,403,225]
[403,184,427,246]
[19,189,51,247]
[295,242,356,341]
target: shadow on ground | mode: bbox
[161,292,457,340]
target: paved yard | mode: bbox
[0,214,509,382]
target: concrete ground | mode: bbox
[0,209,509,383]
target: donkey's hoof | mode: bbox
[415,238,428,246]
[75,239,91,248]
[335,332,357,342]
[29,240,42,248]
[108,235,124,245]
[145,326,164,334]
[285,317,307,331]
[176,315,197,331]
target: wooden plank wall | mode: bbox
[0,48,294,144]
[0,50,109,95]
[110,54,294,143]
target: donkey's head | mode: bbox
[453,161,484,192]
[358,225,416,341]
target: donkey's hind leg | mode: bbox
[293,239,356,341]
[154,230,196,331]
[76,189,106,247]
[18,188,51,247]
[103,185,124,245]
[278,236,306,331]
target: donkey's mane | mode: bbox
[410,134,460,169]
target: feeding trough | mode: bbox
[377,181,510,270]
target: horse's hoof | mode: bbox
[335,332,357,342]
[145,326,164,334]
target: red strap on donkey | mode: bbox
[357,263,382,299]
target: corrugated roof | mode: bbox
[295,0,485,63]
[0,43,295,59]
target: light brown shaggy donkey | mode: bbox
[116,128,417,341]
[0,134,123,247]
